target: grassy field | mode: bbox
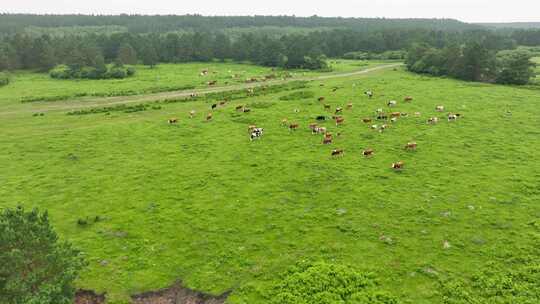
[0,60,387,107]
[1,62,539,303]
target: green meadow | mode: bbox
[1,61,539,303]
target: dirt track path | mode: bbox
[1,63,402,116]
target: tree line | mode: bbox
[406,42,536,85]
[0,27,520,74]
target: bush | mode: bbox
[50,64,135,80]
[269,261,399,304]
[0,206,86,304]
[0,72,9,87]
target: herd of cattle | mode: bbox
[167,88,462,171]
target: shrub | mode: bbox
[50,64,135,80]
[269,261,400,304]
[0,72,9,87]
[279,90,315,101]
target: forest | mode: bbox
[0,14,538,81]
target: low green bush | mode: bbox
[0,72,11,87]
[50,64,136,80]
[269,261,400,304]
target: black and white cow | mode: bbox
[364,90,373,98]
[250,128,264,141]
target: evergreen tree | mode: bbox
[0,206,86,304]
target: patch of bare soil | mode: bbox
[74,289,106,304]
[131,282,229,304]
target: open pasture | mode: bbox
[0,60,387,108]
[1,66,539,303]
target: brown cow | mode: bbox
[168,118,178,124]
[309,123,318,130]
[404,142,417,150]
[335,117,345,126]
[331,149,344,157]
[289,123,299,131]
[362,118,372,123]
[324,132,332,139]
[206,113,213,121]
[391,161,404,170]
[390,112,401,118]
[323,137,332,145]
[404,96,413,102]
[362,148,374,157]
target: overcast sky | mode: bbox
[2,0,539,23]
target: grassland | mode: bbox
[0,62,539,303]
[0,60,386,107]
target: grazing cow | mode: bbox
[371,124,378,130]
[250,128,264,141]
[347,103,353,110]
[427,117,439,124]
[362,118,372,123]
[235,105,244,112]
[313,126,327,134]
[289,123,299,131]
[318,97,325,102]
[390,117,398,123]
[189,110,195,118]
[335,107,343,114]
[200,69,209,76]
[316,115,327,121]
[243,108,251,113]
[219,101,227,106]
[364,91,373,98]
[206,113,213,121]
[207,80,217,86]
[376,108,383,113]
[380,124,389,131]
[335,117,345,126]
[390,112,401,118]
[189,93,198,98]
[362,148,374,157]
[324,132,332,139]
[391,161,404,170]
[448,113,458,121]
[377,113,388,120]
[404,96,413,102]
[211,104,217,110]
[324,104,331,111]
[309,123,318,130]
[436,105,445,112]
[387,100,397,107]
[168,118,178,124]
[331,149,344,157]
[404,142,417,150]
[323,137,333,145]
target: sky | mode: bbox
[2,0,540,23]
